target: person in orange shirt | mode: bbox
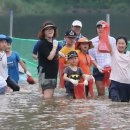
[59,30,77,88]
[59,30,77,64]
[75,37,97,97]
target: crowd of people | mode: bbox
[0,19,130,102]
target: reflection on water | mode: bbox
[0,84,130,130]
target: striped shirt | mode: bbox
[88,36,116,68]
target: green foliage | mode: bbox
[0,0,130,16]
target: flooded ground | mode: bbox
[0,83,130,130]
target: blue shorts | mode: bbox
[93,68,104,81]
[109,80,130,102]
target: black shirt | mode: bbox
[38,38,58,79]
[64,67,83,82]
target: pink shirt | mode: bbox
[110,48,130,84]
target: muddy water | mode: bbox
[0,84,130,130]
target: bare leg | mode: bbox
[95,81,105,96]
[43,89,54,99]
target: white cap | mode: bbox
[72,20,82,28]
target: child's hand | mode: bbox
[97,65,104,73]
[90,75,95,82]
[26,71,31,76]
[59,51,65,57]
[69,79,78,86]
[84,74,91,81]
[84,74,95,82]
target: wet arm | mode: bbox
[19,60,27,73]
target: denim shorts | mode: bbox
[93,68,104,81]
[0,86,6,94]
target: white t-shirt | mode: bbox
[0,75,7,88]
[89,36,116,68]
[110,48,130,84]
[0,51,8,80]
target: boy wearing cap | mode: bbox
[63,51,89,98]
[5,37,27,84]
[59,30,77,88]
[59,30,76,63]
[89,20,116,96]
[0,34,20,92]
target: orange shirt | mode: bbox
[60,45,75,56]
[77,51,93,75]
[60,45,75,65]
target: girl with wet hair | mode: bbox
[109,36,130,102]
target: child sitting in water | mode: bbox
[63,51,92,98]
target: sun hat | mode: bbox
[41,22,57,31]
[75,37,94,49]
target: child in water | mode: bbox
[5,37,27,84]
[63,51,92,98]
